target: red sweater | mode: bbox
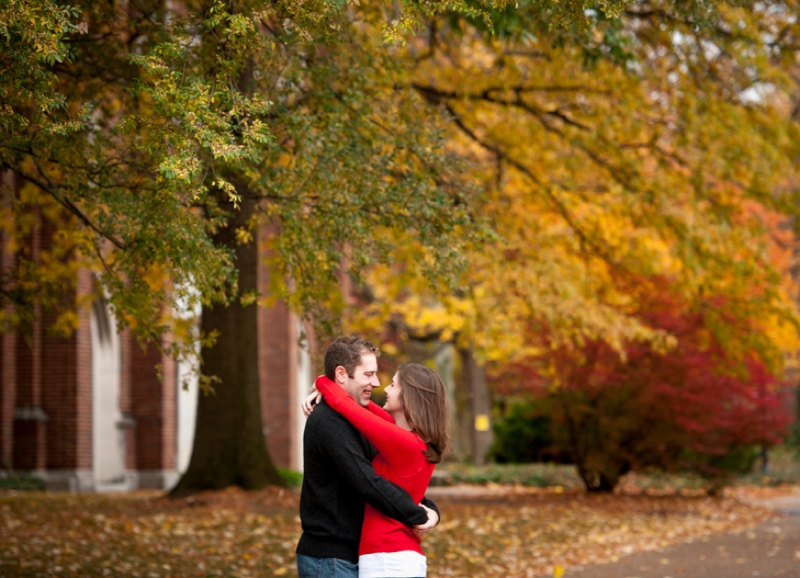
[315,375,434,557]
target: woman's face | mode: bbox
[383,371,404,414]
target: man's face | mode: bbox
[339,353,380,407]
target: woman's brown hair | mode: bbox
[397,363,450,464]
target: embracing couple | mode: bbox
[296,336,450,578]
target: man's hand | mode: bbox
[302,387,323,417]
[412,504,439,538]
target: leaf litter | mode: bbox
[0,484,790,577]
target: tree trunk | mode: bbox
[562,397,627,493]
[576,464,627,493]
[459,346,494,466]
[170,196,283,497]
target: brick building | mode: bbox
[0,233,315,491]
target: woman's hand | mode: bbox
[302,387,323,417]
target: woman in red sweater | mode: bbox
[311,363,450,578]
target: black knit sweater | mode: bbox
[296,400,438,563]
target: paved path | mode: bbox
[568,496,800,578]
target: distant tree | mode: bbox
[493,285,792,492]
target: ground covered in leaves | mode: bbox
[0,484,790,577]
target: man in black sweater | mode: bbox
[296,336,439,578]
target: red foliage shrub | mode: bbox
[492,291,792,492]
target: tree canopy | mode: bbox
[0,0,495,359]
[6,0,782,350]
[348,0,800,373]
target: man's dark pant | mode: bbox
[297,554,359,578]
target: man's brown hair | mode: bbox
[324,336,379,380]
[396,363,450,464]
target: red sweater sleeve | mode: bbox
[315,376,422,470]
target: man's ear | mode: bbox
[334,366,348,385]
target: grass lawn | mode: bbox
[1,481,790,578]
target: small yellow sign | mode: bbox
[474,414,490,432]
